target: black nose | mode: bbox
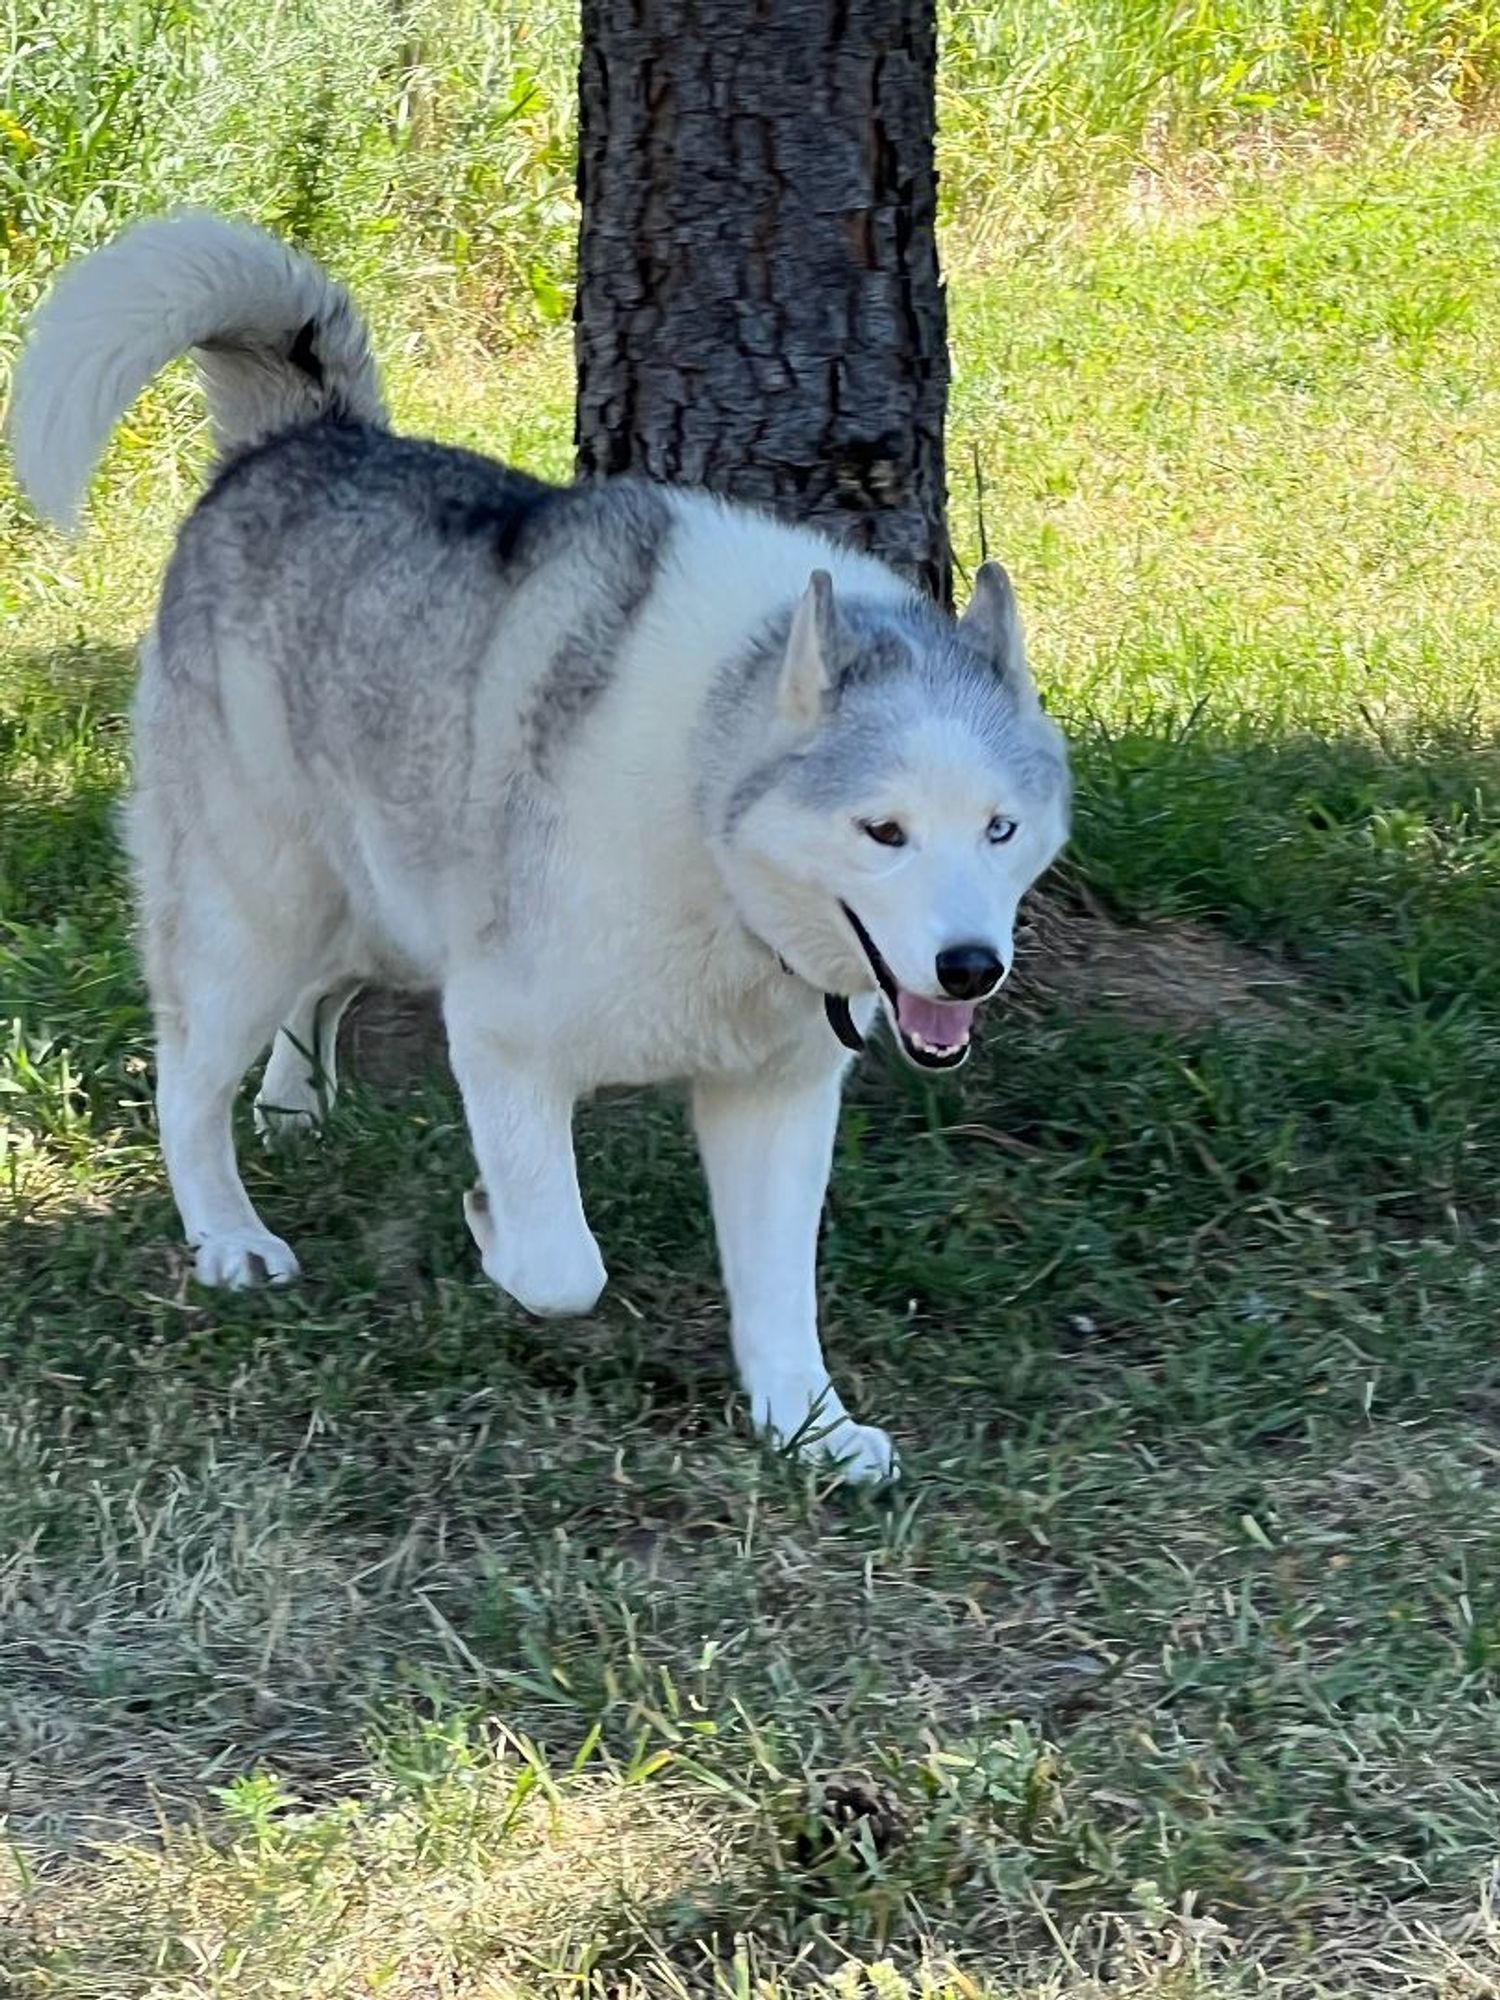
[935,942,1003,1000]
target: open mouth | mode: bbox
[839,903,977,1071]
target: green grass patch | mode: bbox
[5,0,1500,358]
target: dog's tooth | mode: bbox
[904,1024,971,1062]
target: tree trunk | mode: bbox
[575,0,951,603]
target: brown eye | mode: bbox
[863,819,907,848]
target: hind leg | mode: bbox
[133,795,334,1287]
[155,950,307,1288]
[255,976,364,1142]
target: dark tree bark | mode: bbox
[575,0,952,603]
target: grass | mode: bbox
[5,4,1500,1995]
[6,0,1500,352]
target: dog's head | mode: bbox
[716,563,1070,1070]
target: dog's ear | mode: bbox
[959,561,1041,716]
[778,569,838,728]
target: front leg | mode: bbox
[444,990,605,1317]
[693,1066,896,1483]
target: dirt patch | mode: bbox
[1010,891,1302,1029]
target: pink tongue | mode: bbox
[894,990,977,1049]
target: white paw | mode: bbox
[463,1186,606,1317]
[758,1392,900,1484]
[816,1419,900,1484]
[253,1098,322,1145]
[193,1230,301,1289]
[254,1062,324,1145]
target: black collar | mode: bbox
[823,992,867,1053]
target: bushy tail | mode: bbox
[9,210,387,529]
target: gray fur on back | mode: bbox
[159,419,673,810]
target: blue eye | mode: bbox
[863,820,907,848]
[987,816,1018,845]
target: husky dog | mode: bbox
[11,214,1070,1480]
